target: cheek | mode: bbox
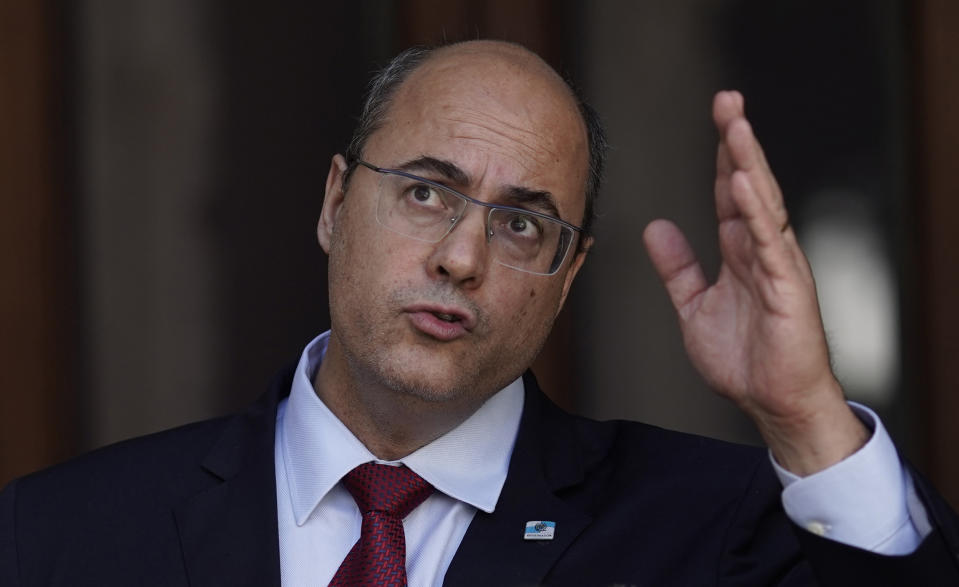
[332,237,406,298]
[493,282,561,341]
[329,217,429,319]
[329,208,386,305]
[332,201,399,273]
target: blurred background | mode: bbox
[2,0,957,509]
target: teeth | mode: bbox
[435,312,459,322]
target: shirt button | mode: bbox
[805,521,829,536]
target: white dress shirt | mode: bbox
[275,332,523,587]
[771,403,930,553]
[275,332,928,585]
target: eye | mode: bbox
[505,213,542,238]
[509,216,528,232]
[411,184,434,203]
[404,182,446,210]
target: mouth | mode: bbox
[403,303,476,341]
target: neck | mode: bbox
[313,333,484,461]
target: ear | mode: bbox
[556,235,592,314]
[317,154,350,253]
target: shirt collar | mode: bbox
[279,331,524,526]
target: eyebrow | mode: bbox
[394,156,562,219]
[395,156,470,186]
[499,186,560,219]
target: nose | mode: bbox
[426,205,490,288]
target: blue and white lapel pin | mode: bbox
[524,520,556,540]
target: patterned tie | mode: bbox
[329,463,434,587]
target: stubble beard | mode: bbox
[336,289,490,405]
[334,285,548,411]
[326,229,559,412]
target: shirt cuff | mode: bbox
[770,402,929,555]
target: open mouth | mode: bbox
[432,312,461,323]
[405,308,470,341]
[403,303,475,339]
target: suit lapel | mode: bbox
[444,373,592,585]
[173,368,293,587]
[170,367,591,586]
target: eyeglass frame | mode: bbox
[350,159,585,275]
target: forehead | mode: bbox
[364,45,589,221]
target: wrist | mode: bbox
[753,384,870,477]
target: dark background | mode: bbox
[2,1,957,510]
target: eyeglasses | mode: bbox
[354,160,583,276]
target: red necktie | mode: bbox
[329,463,434,587]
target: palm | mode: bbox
[679,217,825,416]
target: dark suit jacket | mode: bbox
[2,368,958,586]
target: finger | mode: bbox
[643,219,708,319]
[726,117,786,221]
[780,224,817,284]
[713,91,787,227]
[728,170,792,279]
[712,90,744,136]
[714,142,738,221]
[713,92,741,221]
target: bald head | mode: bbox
[424,40,574,100]
[343,40,606,239]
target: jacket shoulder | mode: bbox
[5,416,232,528]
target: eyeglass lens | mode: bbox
[373,171,572,275]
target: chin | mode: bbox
[382,347,527,409]
[379,357,477,404]
[340,326,529,407]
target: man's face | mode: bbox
[318,44,590,408]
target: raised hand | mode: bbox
[642,91,868,476]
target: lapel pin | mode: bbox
[524,520,556,540]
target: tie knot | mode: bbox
[342,463,433,519]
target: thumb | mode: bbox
[643,219,707,318]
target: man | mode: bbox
[2,40,958,586]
